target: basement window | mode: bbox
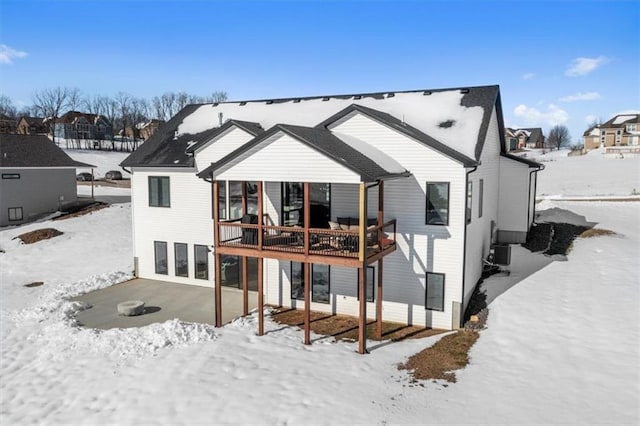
[425,272,445,311]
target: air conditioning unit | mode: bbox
[492,244,511,265]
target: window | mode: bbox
[425,182,449,225]
[194,245,209,280]
[2,173,20,179]
[626,124,637,132]
[174,243,188,277]
[220,255,258,290]
[217,181,258,220]
[291,262,330,304]
[478,179,484,218]
[149,176,170,207]
[154,241,168,275]
[425,272,445,311]
[282,182,330,228]
[357,266,375,302]
[8,207,23,221]
[466,181,473,224]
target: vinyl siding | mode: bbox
[214,133,361,184]
[463,106,502,310]
[131,167,214,287]
[0,168,77,226]
[194,127,256,172]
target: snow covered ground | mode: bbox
[1,151,638,424]
[64,148,131,179]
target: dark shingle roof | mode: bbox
[0,134,95,168]
[601,114,640,128]
[185,119,263,153]
[316,104,478,167]
[125,85,501,169]
[198,124,411,182]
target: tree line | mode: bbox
[0,87,227,145]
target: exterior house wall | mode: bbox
[195,127,256,170]
[497,158,531,243]
[325,113,468,329]
[0,168,77,226]
[214,133,361,184]
[462,107,502,310]
[130,167,214,287]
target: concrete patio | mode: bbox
[72,278,258,330]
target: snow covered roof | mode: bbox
[185,119,263,154]
[122,85,500,168]
[198,124,411,182]
[0,134,95,168]
[611,114,639,125]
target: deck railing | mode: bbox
[217,219,397,260]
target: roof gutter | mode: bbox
[460,163,479,328]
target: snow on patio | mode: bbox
[1,153,639,424]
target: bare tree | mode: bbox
[0,95,17,119]
[547,125,571,151]
[205,91,228,103]
[32,87,71,145]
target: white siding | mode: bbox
[131,167,214,287]
[214,133,361,184]
[327,113,467,329]
[463,106,502,310]
[194,127,255,172]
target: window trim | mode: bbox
[478,179,484,218]
[154,241,168,275]
[425,272,445,312]
[2,173,20,179]
[425,181,450,226]
[357,266,375,303]
[174,243,188,277]
[8,207,23,221]
[148,176,170,207]
[194,244,209,280]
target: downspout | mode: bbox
[460,164,478,328]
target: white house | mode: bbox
[121,85,542,353]
[0,134,95,227]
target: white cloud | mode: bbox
[522,72,536,80]
[565,56,610,77]
[0,44,28,64]
[513,103,569,127]
[559,92,601,102]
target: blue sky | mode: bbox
[1,0,638,142]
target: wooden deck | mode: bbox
[215,220,397,267]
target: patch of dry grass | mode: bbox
[580,228,616,238]
[399,330,479,383]
[14,228,63,244]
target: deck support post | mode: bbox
[376,260,383,340]
[258,257,264,336]
[257,181,264,336]
[242,257,248,315]
[213,179,222,328]
[304,261,311,345]
[358,182,368,354]
[376,181,384,340]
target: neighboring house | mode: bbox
[121,85,543,353]
[504,127,545,151]
[16,116,49,135]
[0,115,17,134]
[138,119,165,140]
[0,134,94,227]
[583,114,640,151]
[53,111,113,140]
